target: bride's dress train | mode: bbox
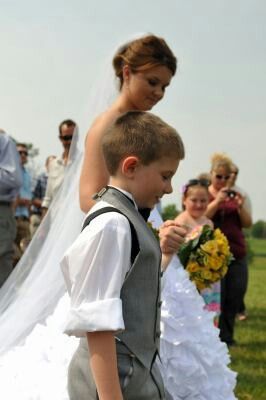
[0,209,237,400]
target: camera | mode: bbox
[227,190,236,198]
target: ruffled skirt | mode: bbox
[159,258,237,400]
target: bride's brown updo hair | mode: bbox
[113,34,177,88]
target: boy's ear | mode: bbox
[121,156,140,176]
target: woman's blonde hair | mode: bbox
[210,152,232,174]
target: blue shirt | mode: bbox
[0,132,22,202]
[15,167,32,218]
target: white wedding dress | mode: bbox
[0,208,237,400]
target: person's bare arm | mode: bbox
[79,112,119,213]
[160,213,188,270]
[205,188,228,219]
[159,219,187,271]
[32,198,42,208]
[87,331,123,400]
[235,193,253,228]
[14,197,31,208]
[238,205,252,228]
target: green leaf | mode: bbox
[178,240,193,267]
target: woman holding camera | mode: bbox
[206,153,252,347]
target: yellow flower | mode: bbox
[187,260,200,273]
[220,264,228,277]
[180,225,232,290]
[201,240,218,255]
[205,254,223,270]
[211,272,221,281]
[214,229,231,253]
[217,240,230,255]
[201,269,213,280]
[194,279,207,291]
[214,228,226,240]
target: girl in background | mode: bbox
[174,178,221,326]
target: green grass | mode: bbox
[247,238,266,256]
[229,241,266,399]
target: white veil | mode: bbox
[0,45,121,354]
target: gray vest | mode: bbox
[95,187,162,370]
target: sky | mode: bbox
[1,0,265,221]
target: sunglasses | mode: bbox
[215,174,230,181]
[59,135,73,141]
[18,150,28,156]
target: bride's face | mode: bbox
[125,65,173,111]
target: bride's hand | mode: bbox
[159,220,187,254]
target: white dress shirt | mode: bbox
[42,156,65,209]
[60,193,135,337]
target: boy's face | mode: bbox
[132,157,179,209]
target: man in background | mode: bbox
[42,119,76,214]
[30,155,56,237]
[0,129,22,286]
[14,143,32,259]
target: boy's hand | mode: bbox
[159,220,187,254]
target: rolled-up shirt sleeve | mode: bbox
[60,209,131,337]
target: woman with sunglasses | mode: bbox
[206,153,252,346]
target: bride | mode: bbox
[0,34,236,399]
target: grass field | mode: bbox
[230,239,266,400]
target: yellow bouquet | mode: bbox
[178,225,233,291]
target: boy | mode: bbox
[61,111,185,400]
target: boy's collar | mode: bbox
[107,186,151,221]
[107,185,138,210]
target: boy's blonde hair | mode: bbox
[102,111,185,175]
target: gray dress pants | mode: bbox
[68,338,165,400]
[0,204,16,287]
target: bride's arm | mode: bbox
[159,219,187,271]
[79,115,114,213]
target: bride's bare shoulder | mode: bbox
[87,108,120,138]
